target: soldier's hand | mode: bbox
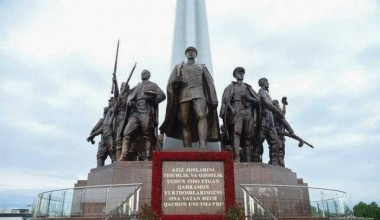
[128,101,136,108]
[298,141,304,148]
[173,76,182,88]
[174,75,183,82]
[279,112,285,119]
[210,102,218,110]
[86,136,95,144]
[228,105,237,115]
[242,94,250,101]
[282,97,288,105]
[243,95,258,104]
[145,95,155,104]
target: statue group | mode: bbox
[87,45,312,167]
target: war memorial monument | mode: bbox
[32,1,352,219]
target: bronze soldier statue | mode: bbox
[220,67,260,161]
[273,97,294,167]
[252,77,284,166]
[220,124,232,152]
[86,40,119,165]
[87,98,117,167]
[160,46,220,148]
[114,62,136,159]
[114,82,130,159]
[273,97,314,166]
[86,112,105,167]
[119,70,166,161]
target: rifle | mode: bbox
[126,62,137,86]
[280,131,314,148]
[111,40,120,94]
[115,62,138,141]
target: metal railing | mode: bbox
[241,184,353,219]
[33,183,142,219]
[241,186,278,220]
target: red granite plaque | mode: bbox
[151,151,235,220]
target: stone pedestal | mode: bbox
[85,161,153,206]
[234,162,306,203]
[81,155,307,217]
[234,162,310,217]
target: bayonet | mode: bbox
[111,40,120,94]
[126,62,137,85]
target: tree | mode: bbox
[353,201,380,220]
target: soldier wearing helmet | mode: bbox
[252,78,284,166]
[220,67,260,161]
[160,46,220,149]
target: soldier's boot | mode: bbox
[119,138,131,161]
[268,147,273,164]
[251,155,260,162]
[242,141,252,162]
[251,140,261,162]
[269,140,280,165]
[115,140,122,160]
[143,141,152,161]
[97,159,105,167]
[279,153,285,167]
[270,158,279,166]
[110,151,117,163]
[183,129,192,148]
[199,140,207,149]
[116,148,121,161]
[251,148,262,162]
[198,118,207,149]
[233,138,241,162]
[270,152,279,166]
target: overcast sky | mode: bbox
[1,0,379,209]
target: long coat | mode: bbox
[219,82,261,142]
[118,80,165,140]
[159,63,220,142]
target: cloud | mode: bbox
[357,45,380,69]
[13,119,71,139]
[1,0,380,209]
[0,168,75,191]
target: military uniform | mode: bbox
[252,88,280,165]
[101,105,117,163]
[273,109,286,166]
[178,62,209,148]
[160,47,220,148]
[220,82,259,161]
[87,105,116,167]
[114,88,128,158]
[119,80,165,161]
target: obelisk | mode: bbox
[170,0,213,73]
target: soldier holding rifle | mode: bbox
[86,102,119,168]
[273,97,313,167]
[119,70,166,161]
[86,97,117,167]
[252,78,284,166]
[86,41,121,166]
[114,63,137,159]
[220,67,260,162]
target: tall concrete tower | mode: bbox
[170,0,213,73]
